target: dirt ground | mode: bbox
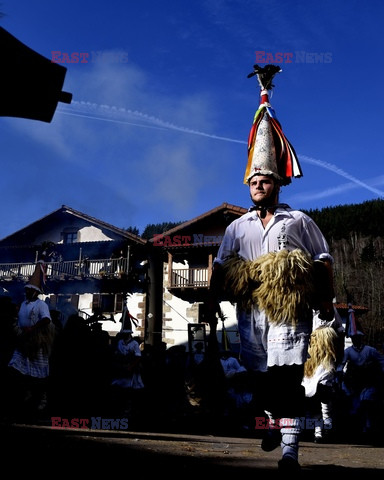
[3,421,383,478]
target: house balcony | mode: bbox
[168,267,210,303]
[170,267,209,289]
[0,257,129,282]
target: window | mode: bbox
[49,294,79,324]
[63,231,77,244]
[50,294,79,311]
[188,323,207,353]
[92,293,125,314]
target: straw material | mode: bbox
[221,249,315,326]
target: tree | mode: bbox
[124,226,140,236]
[141,221,185,240]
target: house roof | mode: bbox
[0,205,147,246]
[334,303,369,314]
[149,202,248,247]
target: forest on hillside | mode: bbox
[303,198,384,348]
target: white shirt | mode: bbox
[111,337,144,389]
[302,365,335,397]
[312,306,344,333]
[8,298,52,378]
[220,355,247,378]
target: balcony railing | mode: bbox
[0,257,129,281]
[170,268,209,288]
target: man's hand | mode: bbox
[318,300,335,321]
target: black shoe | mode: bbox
[261,429,281,452]
[278,456,301,472]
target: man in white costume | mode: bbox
[208,65,335,472]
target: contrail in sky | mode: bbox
[58,100,246,143]
[299,155,384,197]
[57,101,384,198]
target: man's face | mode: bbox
[25,287,39,301]
[122,332,132,341]
[352,335,364,348]
[249,175,277,204]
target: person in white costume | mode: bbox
[8,262,54,415]
[207,65,335,472]
[302,326,339,442]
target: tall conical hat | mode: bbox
[120,301,139,333]
[25,260,45,293]
[120,314,133,333]
[244,64,303,185]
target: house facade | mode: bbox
[0,205,148,337]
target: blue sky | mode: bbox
[1,0,384,239]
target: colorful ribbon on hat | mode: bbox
[244,88,303,185]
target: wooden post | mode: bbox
[208,253,213,286]
[167,251,173,288]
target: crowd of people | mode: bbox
[0,277,383,447]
